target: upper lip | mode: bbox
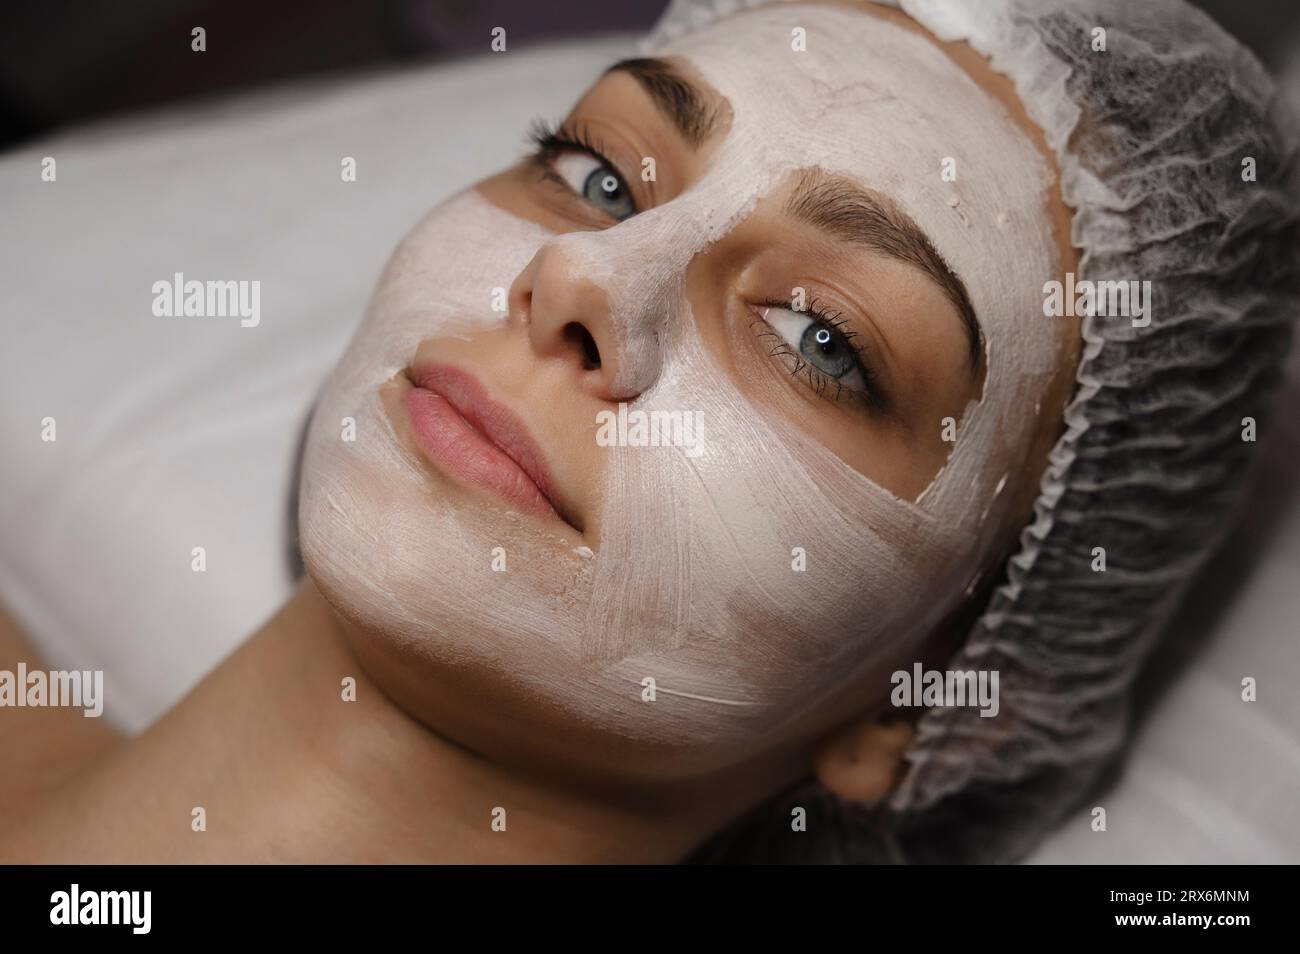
[404,363,577,531]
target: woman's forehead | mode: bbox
[649,3,1065,364]
[653,1,1077,274]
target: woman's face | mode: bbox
[299,2,1080,790]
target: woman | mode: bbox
[1,0,1294,863]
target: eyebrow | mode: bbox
[603,57,723,148]
[783,170,983,374]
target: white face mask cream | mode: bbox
[299,3,1068,780]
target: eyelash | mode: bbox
[525,119,879,413]
[525,117,638,215]
[750,297,880,411]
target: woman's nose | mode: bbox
[508,237,665,402]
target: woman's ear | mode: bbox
[812,716,915,805]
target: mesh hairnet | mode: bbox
[642,0,1300,862]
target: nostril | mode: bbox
[563,322,602,371]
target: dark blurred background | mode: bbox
[0,0,1295,151]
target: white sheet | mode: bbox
[0,32,1295,863]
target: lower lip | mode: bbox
[402,382,561,523]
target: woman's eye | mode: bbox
[550,152,636,221]
[761,305,872,399]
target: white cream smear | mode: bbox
[300,3,1065,778]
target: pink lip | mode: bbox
[402,363,574,530]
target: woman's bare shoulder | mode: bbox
[0,599,125,833]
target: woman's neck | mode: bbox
[0,579,725,863]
